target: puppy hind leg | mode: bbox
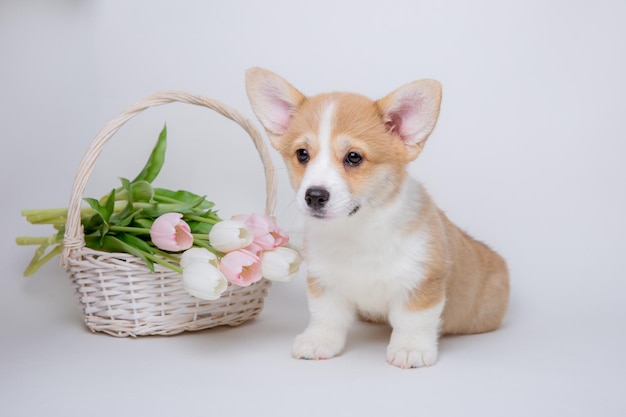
[466,268,510,334]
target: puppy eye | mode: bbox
[296,148,310,164]
[344,151,363,167]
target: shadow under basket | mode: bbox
[60,91,277,337]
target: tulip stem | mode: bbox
[16,236,60,246]
[191,239,223,257]
[152,195,184,204]
[22,243,63,277]
[108,225,151,235]
[184,214,221,224]
[191,233,210,240]
[21,203,129,224]
[144,252,183,274]
[152,248,182,263]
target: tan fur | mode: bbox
[406,187,510,334]
[271,93,409,208]
[376,80,443,160]
[248,68,509,335]
[246,67,510,367]
[331,94,409,202]
[306,276,325,298]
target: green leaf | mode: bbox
[133,218,154,229]
[84,234,104,250]
[81,215,103,235]
[83,197,111,224]
[131,124,167,184]
[101,180,154,204]
[130,181,154,202]
[200,209,221,222]
[154,188,215,210]
[103,188,116,220]
[118,233,154,255]
[98,235,155,272]
[82,197,112,235]
[119,178,134,202]
[187,221,214,234]
[112,208,143,228]
[97,178,138,230]
[135,195,208,219]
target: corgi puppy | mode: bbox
[246,68,510,368]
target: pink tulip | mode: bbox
[232,213,289,250]
[219,249,263,287]
[149,212,193,252]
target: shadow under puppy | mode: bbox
[246,68,509,368]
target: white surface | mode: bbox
[1,1,625,416]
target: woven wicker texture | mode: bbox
[61,91,275,337]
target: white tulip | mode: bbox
[261,247,302,282]
[208,220,254,252]
[182,262,228,301]
[180,247,218,269]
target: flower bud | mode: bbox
[208,220,254,252]
[261,247,302,282]
[232,213,289,250]
[180,247,218,269]
[150,212,193,252]
[182,262,228,301]
[219,249,262,287]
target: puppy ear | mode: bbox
[376,79,442,160]
[245,68,305,147]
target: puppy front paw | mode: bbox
[292,330,345,360]
[386,345,438,369]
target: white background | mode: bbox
[1,1,625,416]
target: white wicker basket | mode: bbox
[60,91,276,337]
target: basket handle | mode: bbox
[61,91,276,265]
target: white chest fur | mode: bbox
[303,179,430,317]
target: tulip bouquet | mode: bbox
[16,125,301,301]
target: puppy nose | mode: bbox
[305,187,330,209]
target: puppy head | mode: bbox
[246,68,442,220]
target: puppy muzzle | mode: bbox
[303,187,360,219]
